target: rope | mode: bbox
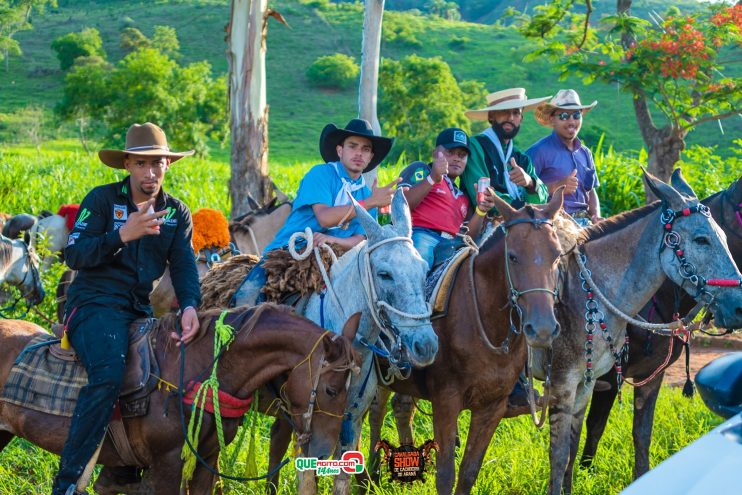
[245,224,261,255]
[573,250,685,333]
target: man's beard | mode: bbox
[491,121,520,141]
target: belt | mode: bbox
[436,230,455,240]
[571,210,591,219]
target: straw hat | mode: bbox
[99,123,194,169]
[465,88,551,121]
[534,89,598,127]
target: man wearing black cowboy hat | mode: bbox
[52,123,201,495]
[232,118,399,306]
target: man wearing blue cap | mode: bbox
[398,128,494,271]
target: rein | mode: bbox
[469,216,558,427]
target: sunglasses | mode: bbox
[556,111,582,121]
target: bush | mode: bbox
[449,35,470,50]
[306,54,359,90]
[50,28,106,71]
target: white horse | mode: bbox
[231,190,438,495]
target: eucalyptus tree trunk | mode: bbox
[359,0,385,185]
[227,0,272,218]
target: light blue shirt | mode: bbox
[264,162,378,253]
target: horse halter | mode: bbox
[660,203,742,304]
[194,243,240,268]
[469,217,560,354]
[358,236,432,370]
[0,239,44,314]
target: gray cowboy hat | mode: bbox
[319,118,394,173]
[99,122,194,169]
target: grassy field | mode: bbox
[0,386,723,494]
[0,0,739,163]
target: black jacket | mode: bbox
[64,177,201,316]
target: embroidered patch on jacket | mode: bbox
[113,204,127,221]
[74,208,91,229]
[67,233,80,246]
[163,206,178,227]
[113,222,125,231]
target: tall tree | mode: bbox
[226,0,287,218]
[359,0,385,185]
[519,1,741,192]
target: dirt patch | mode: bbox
[664,332,742,387]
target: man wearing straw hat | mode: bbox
[52,123,201,495]
[460,87,550,210]
[528,89,602,226]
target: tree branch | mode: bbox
[684,109,741,130]
[576,0,593,49]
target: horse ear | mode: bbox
[341,311,361,343]
[670,168,697,199]
[3,213,37,239]
[246,192,260,212]
[353,198,383,240]
[542,186,566,219]
[390,189,412,238]
[490,191,517,221]
[641,167,684,207]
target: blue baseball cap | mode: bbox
[435,128,470,153]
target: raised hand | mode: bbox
[119,198,168,243]
[430,146,449,183]
[368,177,401,208]
[508,158,533,188]
[563,170,579,195]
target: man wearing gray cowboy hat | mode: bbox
[52,123,201,495]
[528,89,602,226]
[460,87,550,210]
[231,118,399,307]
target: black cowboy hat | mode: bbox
[319,118,394,173]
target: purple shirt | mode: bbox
[526,131,599,214]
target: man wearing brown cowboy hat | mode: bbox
[528,89,602,226]
[232,118,399,306]
[52,123,201,495]
[460,87,550,210]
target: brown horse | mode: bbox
[0,304,361,494]
[356,190,566,494]
[581,175,742,478]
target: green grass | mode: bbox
[0,387,723,494]
[0,0,738,164]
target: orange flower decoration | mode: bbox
[192,208,230,254]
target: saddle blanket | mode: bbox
[0,334,86,417]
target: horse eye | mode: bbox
[325,386,338,398]
[377,270,393,280]
[508,254,518,263]
[693,236,710,246]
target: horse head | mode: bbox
[352,190,438,367]
[488,187,565,349]
[644,169,742,329]
[0,233,45,306]
[285,312,362,459]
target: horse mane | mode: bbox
[578,201,661,244]
[0,238,14,271]
[229,201,291,233]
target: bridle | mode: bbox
[0,239,44,318]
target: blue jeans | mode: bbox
[52,305,137,495]
[231,257,267,307]
[411,227,443,271]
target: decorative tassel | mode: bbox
[244,391,259,477]
[340,413,353,446]
[682,378,695,398]
[682,341,695,398]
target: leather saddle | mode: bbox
[50,318,160,418]
[426,246,476,319]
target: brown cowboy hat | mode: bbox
[319,118,394,173]
[99,123,195,169]
[534,89,598,127]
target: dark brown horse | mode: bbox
[349,190,565,494]
[580,175,742,478]
[0,304,361,494]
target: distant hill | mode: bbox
[0,0,737,164]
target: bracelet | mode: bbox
[426,175,436,185]
[475,207,487,217]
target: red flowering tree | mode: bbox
[520,1,741,187]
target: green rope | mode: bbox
[180,311,235,488]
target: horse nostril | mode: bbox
[552,322,561,338]
[523,323,535,337]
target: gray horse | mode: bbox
[540,169,742,495]
[245,190,438,495]
[0,233,45,308]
